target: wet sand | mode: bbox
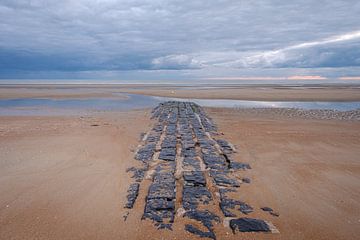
[0,108,359,239]
[1,84,360,101]
[121,86,360,102]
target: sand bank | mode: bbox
[1,84,359,101]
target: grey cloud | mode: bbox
[0,0,360,78]
[151,55,202,70]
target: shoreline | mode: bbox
[0,84,360,101]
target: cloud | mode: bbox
[151,54,202,70]
[178,31,360,69]
[339,76,360,80]
[0,0,360,79]
[287,75,327,80]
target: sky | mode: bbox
[0,0,360,82]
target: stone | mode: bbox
[154,172,175,184]
[216,139,234,154]
[261,207,273,212]
[183,171,206,187]
[229,218,271,233]
[183,157,201,170]
[158,148,176,161]
[182,149,197,158]
[202,154,227,169]
[184,210,220,230]
[126,167,146,182]
[210,171,240,187]
[124,183,140,209]
[126,101,275,238]
[242,177,251,183]
[185,224,216,239]
[219,198,239,217]
[135,143,156,161]
[147,182,176,200]
[161,136,177,149]
[239,202,254,215]
[229,162,251,170]
[182,186,212,210]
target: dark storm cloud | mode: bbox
[0,0,359,78]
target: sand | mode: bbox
[0,108,359,240]
[0,85,359,239]
[0,84,359,101]
[120,85,360,101]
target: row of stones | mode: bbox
[125,101,277,239]
[179,102,219,239]
[142,103,179,229]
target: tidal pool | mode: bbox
[0,93,359,116]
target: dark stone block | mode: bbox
[145,198,175,211]
[216,139,234,154]
[124,183,140,209]
[185,224,216,239]
[183,157,201,170]
[147,182,176,200]
[183,171,206,187]
[239,202,254,215]
[210,171,240,187]
[135,143,156,161]
[182,186,212,210]
[157,223,173,230]
[159,148,176,161]
[161,136,177,149]
[242,177,251,183]
[184,210,220,230]
[182,148,197,158]
[229,162,251,170]
[261,207,273,212]
[219,198,241,217]
[230,218,271,233]
[126,167,146,182]
[202,154,227,169]
[153,172,175,184]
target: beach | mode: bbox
[0,85,359,240]
[0,84,360,101]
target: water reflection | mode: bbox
[152,96,360,111]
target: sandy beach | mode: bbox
[2,0,360,239]
[0,85,359,240]
[0,84,359,101]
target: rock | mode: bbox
[219,198,239,217]
[216,139,234,154]
[158,148,176,161]
[185,224,216,239]
[239,202,254,215]
[242,177,251,183]
[135,143,156,161]
[182,186,212,210]
[183,157,201,171]
[229,162,251,170]
[183,171,206,187]
[124,183,140,209]
[184,210,220,230]
[147,182,176,200]
[126,167,146,182]
[261,207,273,212]
[229,218,271,233]
[210,170,240,187]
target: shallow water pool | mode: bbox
[0,93,359,116]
